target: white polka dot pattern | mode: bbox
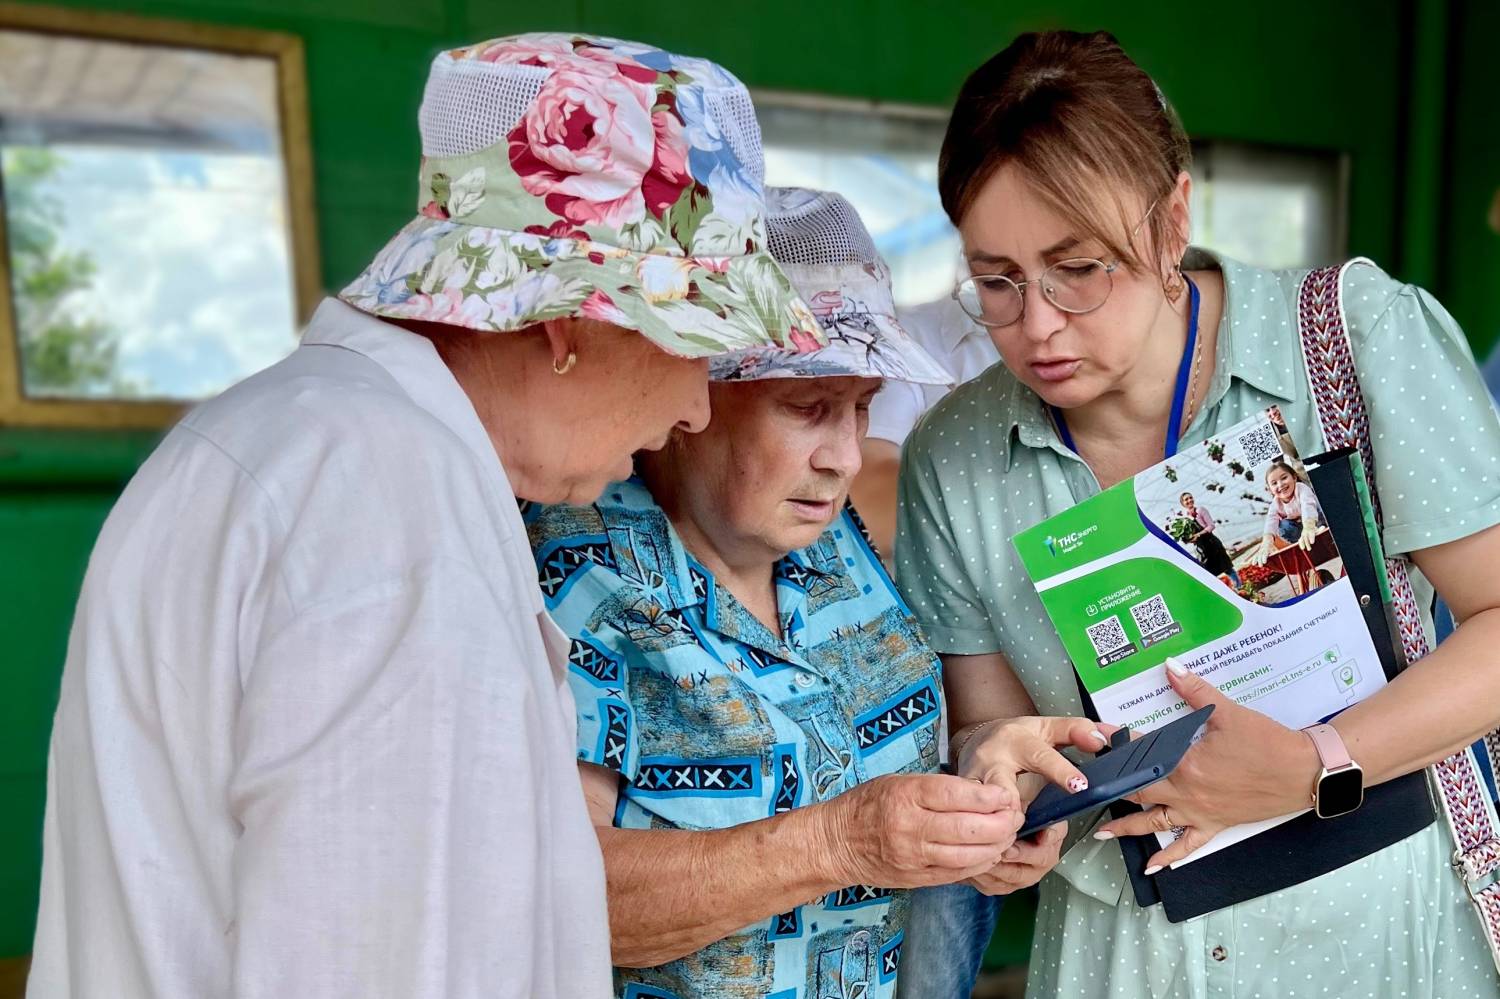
[892,248,1500,997]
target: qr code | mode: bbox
[1130,594,1174,635]
[1086,616,1131,657]
[1237,422,1283,466]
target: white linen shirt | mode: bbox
[866,297,999,447]
[28,299,612,999]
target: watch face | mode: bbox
[1315,766,1364,818]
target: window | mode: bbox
[756,93,957,308]
[756,93,1348,308]
[0,8,319,427]
[1188,140,1348,270]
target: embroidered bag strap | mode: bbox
[1296,259,1500,971]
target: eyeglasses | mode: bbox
[952,258,1119,328]
[953,200,1160,328]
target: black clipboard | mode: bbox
[1098,450,1435,921]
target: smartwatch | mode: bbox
[1302,722,1364,819]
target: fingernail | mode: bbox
[1093,830,1116,841]
[1165,656,1189,678]
[1144,864,1163,876]
[1067,776,1088,793]
[1090,729,1108,744]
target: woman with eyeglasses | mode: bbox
[893,29,1500,999]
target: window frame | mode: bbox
[0,3,320,428]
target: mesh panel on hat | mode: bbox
[764,188,881,268]
[713,84,765,189]
[419,59,548,158]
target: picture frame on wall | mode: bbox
[0,3,319,428]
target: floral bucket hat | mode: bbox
[709,188,954,384]
[339,34,825,358]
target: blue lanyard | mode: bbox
[1050,275,1201,461]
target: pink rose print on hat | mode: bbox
[789,327,822,353]
[459,36,585,66]
[458,36,660,84]
[341,34,827,359]
[807,289,845,319]
[579,288,630,325]
[524,220,591,240]
[507,61,692,229]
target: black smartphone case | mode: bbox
[1019,705,1215,838]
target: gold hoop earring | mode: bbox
[1164,265,1185,306]
[552,351,577,376]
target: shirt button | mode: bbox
[794,672,815,688]
[1211,945,1228,962]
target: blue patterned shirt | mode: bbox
[525,478,943,999]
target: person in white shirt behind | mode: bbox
[851,295,999,557]
[26,33,823,999]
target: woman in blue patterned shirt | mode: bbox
[526,188,1105,999]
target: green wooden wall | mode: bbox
[1441,0,1500,359]
[2,0,1496,961]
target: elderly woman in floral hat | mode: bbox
[30,34,820,999]
[527,188,1102,999]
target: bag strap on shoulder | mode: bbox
[1295,261,1500,972]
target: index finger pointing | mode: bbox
[1033,716,1110,752]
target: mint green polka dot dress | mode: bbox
[895,249,1500,998]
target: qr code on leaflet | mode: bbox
[1237,421,1283,466]
[1086,616,1130,658]
[1130,594,1174,635]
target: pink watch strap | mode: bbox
[1303,722,1353,770]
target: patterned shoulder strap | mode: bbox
[1296,260,1500,971]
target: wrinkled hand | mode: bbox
[824,774,1023,889]
[965,820,1068,896]
[956,716,1110,803]
[1093,661,1318,872]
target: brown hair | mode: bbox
[938,30,1191,276]
[1265,460,1301,485]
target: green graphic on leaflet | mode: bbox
[1010,407,1394,869]
[1012,479,1147,579]
[1038,555,1245,695]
